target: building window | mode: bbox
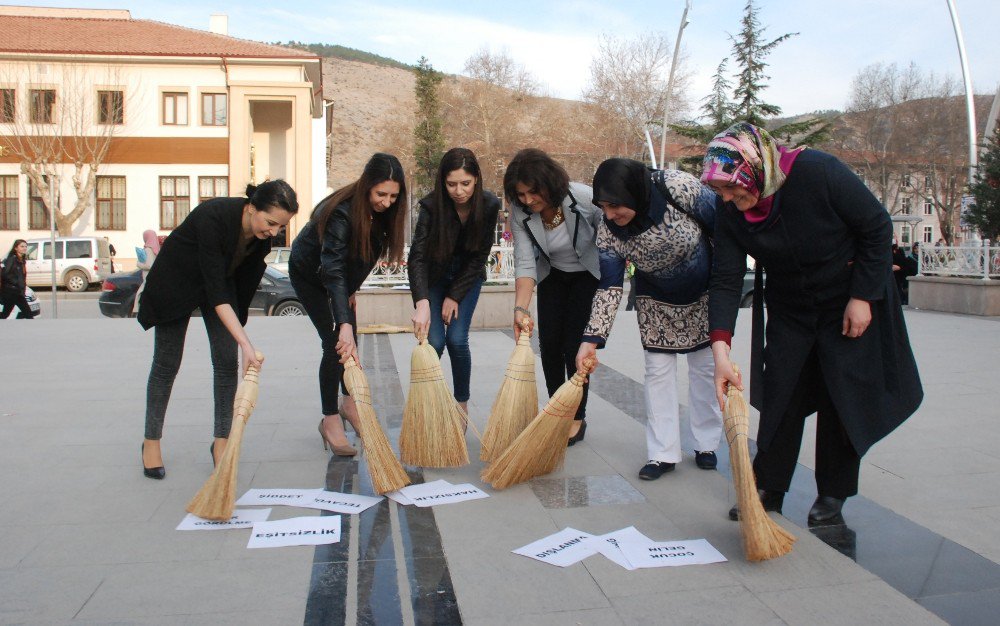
[159,176,190,230]
[923,226,933,243]
[198,176,228,202]
[901,197,911,215]
[96,176,126,230]
[29,89,56,123]
[28,177,55,229]
[900,226,910,245]
[163,92,188,126]
[0,88,14,123]
[201,93,227,126]
[0,176,18,229]
[902,173,911,188]
[97,90,124,125]
[923,199,933,216]
[924,175,933,191]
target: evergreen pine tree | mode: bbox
[730,0,795,126]
[966,126,1000,242]
[413,57,445,194]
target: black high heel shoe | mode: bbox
[142,442,165,480]
[210,442,216,468]
[567,419,587,446]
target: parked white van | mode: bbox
[24,237,113,292]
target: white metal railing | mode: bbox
[362,244,516,288]
[918,240,1000,279]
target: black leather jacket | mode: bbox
[289,200,385,325]
[1,253,26,294]
[407,192,501,304]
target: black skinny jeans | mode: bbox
[536,268,599,420]
[144,305,238,440]
[0,290,35,319]
[289,266,354,415]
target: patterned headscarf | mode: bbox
[700,122,803,201]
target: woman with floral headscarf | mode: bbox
[576,159,723,481]
[702,122,922,525]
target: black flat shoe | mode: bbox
[694,450,717,470]
[729,489,783,520]
[567,419,587,446]
[638,460,675,480]
[142,442,165,480]
[808,496,845,525]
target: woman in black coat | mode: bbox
[702,122,922,525]
[1,239,35,319]
[408,147,500,414]
[138,180,298,479]
[289,153,407,455]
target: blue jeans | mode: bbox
[427,271,483,403]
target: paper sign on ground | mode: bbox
[616,538,727,568]
[581,526,654,570]
[400,482,489,507]
[384,489,414,506]
[246,515,342,549]
[235,488,318,507]
[512,527,597,567]
[296,490,382,514]
[176,508,272,531]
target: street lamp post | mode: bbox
[945,0,977,184]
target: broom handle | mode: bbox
[234,351,264,424]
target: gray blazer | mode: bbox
[511,182,601,283]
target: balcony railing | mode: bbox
[917,240,1000,279]
[363,244,516,288]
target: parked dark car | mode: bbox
[99,267,305,318]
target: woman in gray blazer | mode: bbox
[504,149,601,445]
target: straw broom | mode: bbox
[186,351,264,521]
[480,319,538,462]
[481,358,595,489]
[399,338,469,467]
[342,356,411,495]
[724,365,796,561]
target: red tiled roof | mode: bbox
[0,14,317,59]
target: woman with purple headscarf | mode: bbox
[702,122,922,525]
[133,229,162,315]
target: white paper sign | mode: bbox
[384,490,414,506]
[247,515,342,549]
[581,526,654,570]
[512,527,597,567]
[235,488,318,507]
[400,482,489,507]
[616,538,727,568]
[176,508,272,531]
[297,490,382,514]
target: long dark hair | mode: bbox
[5,238,26,261]
[244,179,299,215]
[312,153,407,264]
[502,148,570,211]
[427,147,488,263]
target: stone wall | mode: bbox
[908,276,1000,316]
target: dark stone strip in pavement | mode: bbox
[304,333,461,626]
[500,328,1000,625]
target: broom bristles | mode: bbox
[481,358,594,489]
[481,324,538,462]
[343,357,411,495]
[724,371,796,561]
[186,353,262,521]
[400,340,469,467]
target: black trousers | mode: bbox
[0,291,35,319]
[289,266,354,415]
[753,349,861,500]
[536,268,599,420]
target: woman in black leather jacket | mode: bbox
[1,239,34,319]
[289,153,408,455]
[408,147,500,415]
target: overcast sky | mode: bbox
[19,0,1000,117]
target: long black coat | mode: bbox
[708,149,922,457]
[138,198,270,329]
